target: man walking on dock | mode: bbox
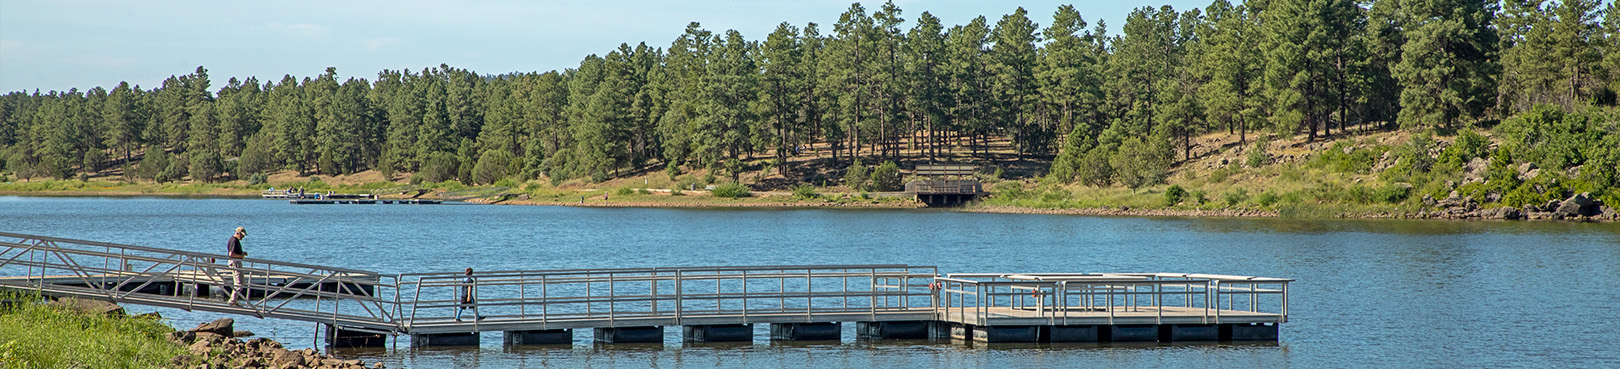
[225,227,248,305]
[456,267,483,321]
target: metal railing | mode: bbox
[935,273,1291,326]
[394,265,939,331]
[0,232,402,333]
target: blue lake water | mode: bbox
[2,196,1618,368]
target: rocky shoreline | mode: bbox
[963,205,1278,218]
[1414,191,1617,221]
[167,318,384,369]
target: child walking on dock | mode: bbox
[456,267,484,321]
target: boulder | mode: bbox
[1463,157,1490,183]
[1422,194,1437,207]
[194,332,227,343]
[271,350,304,368]
[233,330,255,338]
[167,330,197,344]
[1516,162,1537,175]
[188,340,213,356]
[1555,193,1598,217]
[49,297,124,316]
[1601,206,1618,220]
[191,318,235,337]
[1496,207,1522,220]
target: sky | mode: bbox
[0,0,1210,93]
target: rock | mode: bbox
[1422,194,1436,207]
[345,359,362,365]
[1555,192,1598,217]
[1516,162,1537,175]
[135,311,162,320]
[1497,207,1522,220]
[1485,191,1501,203]
[1602,206,1618,220]
[374,363,386,369]
[272,350,304,368]
[49,297,124,316]
[188,339,214,356]
[233,330,255,338]
[191,318,235,337]
[167,330,196,343]
[1463,157,1490,183]
[322,358,346,366]
[194,332,227,343]
[1522,168,1541,180]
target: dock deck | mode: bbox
[2,232,1290,346]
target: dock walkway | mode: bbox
[1,232,1290,347]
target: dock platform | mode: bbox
[2,232,1290,347]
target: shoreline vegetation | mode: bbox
[1,122,1615,222]
[0,292,385,369]
[2,2,1617,222]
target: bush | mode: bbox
[189,152,224,182]
[472,150,516,185]
[870,161,902,191]
[665,163,682,181]
[1438,129,1490,168]
[415,152,459,183]
[1246,139,1270,167]
[1164,185,1187,206]
[1076,148,1114,187]
[493,178,518,188]
[1110,138,1171,189]
[1224,188,1249,207]
[1208,167,1232,183]
[1191,190,1208,205]
[1255,191,1279,207]
[1374,184,1412,204]
[160,155,188,182]
[246,173,269,186]
[843,161,870,191]
[991,181,1026,199]
[615,187,635,196]
[792,184,820,199]
[710,182,751,198]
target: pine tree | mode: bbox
[1393,0,1499,128]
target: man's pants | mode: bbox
[228,259,245,302]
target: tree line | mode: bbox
[1,1,1616,186]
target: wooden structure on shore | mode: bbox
[2,232,1290,348]
[905,164,983,206]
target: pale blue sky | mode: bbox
[0,0,1209,93]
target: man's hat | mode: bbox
[235,227,246,235]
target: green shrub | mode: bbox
[615,187,635,196]
[1208,167,1232,183]
[189,152,224,182]
[792,184,820,199]
[415,152,459,183]
[1164,185,1187,206]
[472,150,516,185]
[870,161,902,191]
[710,182,751,198]
[1191,190,1208,205]
[665,163,682,181]
[246,173,269,186]
[1111,137,1171,188]
[992,181,1027,199]
[1246,139,1270,167]
[1076,148,1114,187]
[1255,191,1280,207]
[1375,184,1412,204]
[494,178,518,188]
[843,161,870,191]
[1225,188,1249,207]
[1438,129,1490,168]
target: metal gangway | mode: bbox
[1,232,1292,344]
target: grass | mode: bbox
[0,292,186,369]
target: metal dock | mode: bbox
[1,232,1290,347]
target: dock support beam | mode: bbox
[324,325,385,348]
[593,326,663,344]
[1104,325,1160,342]
[1046,325,1101,342]
[682,324,752,342]
[770,322,840,341]
[1165,324,1218,342]
[505,329,572,345]
[412,332,480,347]
[969,325,1039,343]
[857,321,930,340]
[1222,323,1279,341]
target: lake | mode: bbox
[2,196,1617,368]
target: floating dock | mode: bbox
[289,199,441,205]
[1,232,1290,348]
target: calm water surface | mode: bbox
[2,196,1617,368]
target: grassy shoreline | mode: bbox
[0,294,185,368]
